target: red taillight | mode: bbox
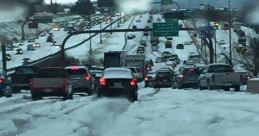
[0,78,5,83]
[64,79,68,85]
[144,77,149,81]
[211,74,215,81]
[130,79,137,86]
[99,78,106,86]
[84,75,92,80]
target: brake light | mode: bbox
[211,74,215,81]
[189,68,194,72]
[144,77,149,81]
[0,78,5,83]
[71,66,80,70]
[64,79,68,85]
[130,79,137,86]
[84,74,92,80]
[99,78,106,86]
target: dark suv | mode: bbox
[153,69,174,88]
[65,66,94,95]
[174,66,200,89]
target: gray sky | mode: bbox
[44,0,97,4]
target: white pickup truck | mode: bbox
[198,64,241,91]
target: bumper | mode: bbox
[154,82,172,87]
[31,88,66,96]
[98,87,137,96]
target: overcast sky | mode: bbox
[44,0,97,4]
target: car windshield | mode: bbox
[2,0,258,135]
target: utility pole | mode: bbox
[100,20,102,44]
[89,17,92,54]
[1,41,7,74]
[228,0,232,65]
[214,29,217,63]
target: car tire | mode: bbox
[177,83,183,89]
[234,85,240,91]
[31,93,41,100]
[198,81,204,90]
[224,87,230,91]
[129,93,138,102]
[207,81,215,90]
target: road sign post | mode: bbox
[152,21,179,37]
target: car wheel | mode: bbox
[198,81,204,90]
[207,81,215,90]
[177,83,183,89]
[234,85,240,91]
[129,93,138,102]
[224,87,230,91]
[31,93,40,100]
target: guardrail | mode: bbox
[6,17,123,73]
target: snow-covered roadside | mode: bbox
[2,88,259,136]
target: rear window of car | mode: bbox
[182,68,199,75]
[156,72,172,77]
[208,65,233,73]
[103,69,133,79]
[38,69,66,78]
[66,69,87,75]
[129,68,137,73]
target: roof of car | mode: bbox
[208,63,231,66]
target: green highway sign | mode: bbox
[152,21,179,37]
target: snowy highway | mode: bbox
[1,13,259,136]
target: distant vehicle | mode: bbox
[28,39,35,43]
[97,67,138,102]
[127,33,136,39]
[0,75,12,98]
[15,48,23,55]
[136,19,141,22]
[10,66,39,93]
[65,66,95,95]
[27,44,35,51]
[137,45,145,54]
[132,25,137,30]
[90,69,104,91]
[198,64,241,91]
[29,67,73,100]
[104,51,126,68]
[52,26,60,31]
[155,57,167,63]
[167,57,180,65]
[153,69,174,88]
[151,36,159,45]
[157,18,161,22]
[151,46,158,51]
[174,66,200,89]
[161,51,172,59]
[18,42,24,46]
[176,44,184,49]
[147,19,152,23]
[5,54,11,61]
[140,40,147,46]
[219,40,226,45]
[143,31,149,36]
[39,33,46,37]
[184,41,192,45]
[165,40,172,48]
[129,67,143,82]
[46,35,53,42]
[166,36,173,40]
[33,43,41,48]
[144,71,156,88]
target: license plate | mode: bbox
[224,83,232,86]
[163,79,168,82]
[114,83,122,87]
[44,88,52,92]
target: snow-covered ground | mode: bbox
[1,88,259,136]
[1,14,259,136]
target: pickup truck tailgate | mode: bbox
[32,78,65,88]
[214,72,241,84]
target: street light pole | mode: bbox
[228,0,232,65]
